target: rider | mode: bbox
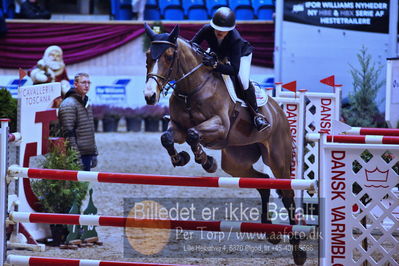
[191,7,270,131]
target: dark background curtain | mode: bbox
[0,22,274,69]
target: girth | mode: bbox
[172,74,212,122]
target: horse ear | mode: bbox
[144,23,156,40]
[168,25,179,43]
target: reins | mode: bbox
[147,38,211,97]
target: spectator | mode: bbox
[132,0,146,20]
[58,73,98,171]
[20,0,51,19]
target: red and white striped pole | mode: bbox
[307,133,399,145]
[8,165,317,191]
[8,132,22,143]
[326,135,399,144]
[7,255,191,266]
[344,127,399,136]
[10,212,315,236]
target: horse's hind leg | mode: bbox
[260,143,307,265]
[161,125,190,167]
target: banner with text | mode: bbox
[284,1,390,33]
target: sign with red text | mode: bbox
[19,82,60,163]
[18,82,60,240]
[319,140,399,265]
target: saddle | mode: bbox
[221,74,268,107]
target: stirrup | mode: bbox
[254,115,270,132]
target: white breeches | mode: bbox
[238,53,252,90]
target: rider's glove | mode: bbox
[203,54,218,69]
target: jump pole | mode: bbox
[307,132,399,145]
[10,212,316,236]
[344,127,399,136]
[7,254,192,266]
[7,165,317,191]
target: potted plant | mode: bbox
[31,138,89,246]
[141,105,165,132]
[91,104,107,132]
[102,106,123,132]
[123,107,144,132]
[0,88,17,132]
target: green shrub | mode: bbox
[0,88,17,132]
[31,139,89,213]
[342,47,384,127]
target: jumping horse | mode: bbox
[143,24,307,265]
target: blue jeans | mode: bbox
[81,155,93,171]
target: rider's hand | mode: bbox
[203,55,217,69]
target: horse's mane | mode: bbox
[177,37,208,61]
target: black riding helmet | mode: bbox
[210,7,236,32]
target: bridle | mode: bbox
[146,40,178,95]
[146,39,205,96]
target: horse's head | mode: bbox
[144,23,179,105]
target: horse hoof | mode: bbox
[203,156,217,173]
[172,151,190,167]
[293,248,307,265]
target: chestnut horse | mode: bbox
[143,24,306,265]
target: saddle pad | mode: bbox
[222,74,268,107]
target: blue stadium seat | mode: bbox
[229,0,254,20]
[187,7,208,20]
[234,7,254,20]
[144,6,161,20]
[159,0,181,14]
[146,0,158,5]
[163,7,185,20]
[110,0,133,20]
[182,0,208,19]
[2,0,15,18]
[144,0,161,20]
[205,0,227,17]
[252,0,274,20]
[257,8,273,20]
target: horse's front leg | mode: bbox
[186,115,227,173]
[161,121,190,167]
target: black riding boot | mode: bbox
[243,83,270,131]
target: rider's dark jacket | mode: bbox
[191,24,253,77]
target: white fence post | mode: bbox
[318,133,399,265]
[0,119,10,266]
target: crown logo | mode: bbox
[364,168,389,188]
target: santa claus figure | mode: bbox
[30,45,71,96]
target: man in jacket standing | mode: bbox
[59,72,98,171]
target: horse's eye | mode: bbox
[166,55,173,62]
